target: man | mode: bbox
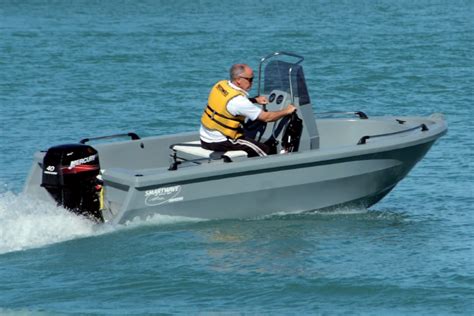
[200,64,296,157]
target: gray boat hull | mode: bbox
[102,131,439,223]
[24,115,445,224]
[23,52,447,224]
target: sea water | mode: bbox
[0,0,473,314]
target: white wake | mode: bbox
[0,191,204,255]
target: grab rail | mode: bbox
[316,111,368,119]
[357,124,429,145]
[80,132,140,144]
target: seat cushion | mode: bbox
[171,141,247,159]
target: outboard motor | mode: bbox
[41,143,104,222]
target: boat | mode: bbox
[23,52,447,224]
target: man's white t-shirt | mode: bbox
[200,81,262,143]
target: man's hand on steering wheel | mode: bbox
[285,104,297,115]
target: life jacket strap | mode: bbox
[205,104,241,122]
[203,107,241,131]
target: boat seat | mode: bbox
[169,141,248,170]
[171,141,247,159]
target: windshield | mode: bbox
[261,60,311,105]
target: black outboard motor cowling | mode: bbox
[41,144,103,222]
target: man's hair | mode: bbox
[229,64,247,81]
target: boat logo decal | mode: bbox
[69,154,97,169]
[145,185,183,206]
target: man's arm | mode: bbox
[249,96,269,105]
[257,105,296,123]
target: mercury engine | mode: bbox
[41,143,104,222]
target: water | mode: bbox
[1,0,473,314]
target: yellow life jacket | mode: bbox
[201,80,246,140]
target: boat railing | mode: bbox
[316,111,369,119]
[357,124,429,145]
[80,132,141,144]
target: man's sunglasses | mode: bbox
[239,76,254,83]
